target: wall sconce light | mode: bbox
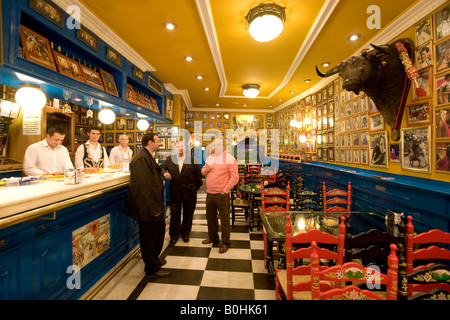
[242,84,260,98]
[299,135,307,143]
[246,3,286,42]
[289,119,298,127]
[15,84,47,111]
[98,108,116,124]
[303,117,312,125]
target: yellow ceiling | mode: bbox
[78,0,420,112]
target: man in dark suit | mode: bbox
[123,132,172,280]
[161,141,203,246]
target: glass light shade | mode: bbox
[249,15,283,42]
[243,87,259,98]
[15,85,46,111]
[137,119,149,131]
[289,119,298,127]
[295,121,302,129]
[98,109,116,124]
[303,117,312,125]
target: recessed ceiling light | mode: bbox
[290,91,295,94]
[204,87,210,91]
[196,75,203,80]
[185,56,193,62]
[278,99,283,101]
[321,62,330,67]
[215,103,219,106]
[268,105,273,108]
[348,33,360,41]
[304,79,311,83]
[164,22,176,30]
[243,104,247,107]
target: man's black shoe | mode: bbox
[182,235,189,242]
[169,238,177,247]
[145,269,172,281]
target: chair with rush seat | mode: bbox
[404,216,450,298]
[230,179,249,227]
[322,181,351,213]
[275,215,346,300]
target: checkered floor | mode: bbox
[87,191,276,300]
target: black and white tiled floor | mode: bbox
[85,191,276,300]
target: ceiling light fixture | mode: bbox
[15,84,47,111]
[321,62,331,67]
[246,3,286,42]
[185,56,193,62]
[164,22,176,30]
[348,33,361,41]
[196,75,203,80]
[242,84,260,98]
[137,119,149,131]
[98,108,116,125]
[304,79,311,83]
[204,87,210,91]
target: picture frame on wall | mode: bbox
[99,69,119,96]
[106,47,123,68]
[165,96,173,121]
[133,66,144,81]
[435,5,450,41]
[414,17,431,47]
[401,126,431,173]
[413,67,432,101]
[159,138,166,150]
[406,100,432,126]
[80,65,104,90]
[76,25,99,51]
[29,0,65,28]
[435,38,450,73]
[155,125,178,137]
[369,113,385,132]
[369,131,388,168]
[389,143,400,162]
[19,25,57,71]
[436,72,450,106]
[435,108,450,139]
[415,43,432,70]
[52,50,85,83]
[435,141,450,172]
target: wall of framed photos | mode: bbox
[275,3,450,183]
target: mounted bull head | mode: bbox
[316,38,415,140]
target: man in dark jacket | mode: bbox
[123,132,171,280]
[161,141,203,246]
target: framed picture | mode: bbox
[415,43,432,70]
[29,0,64,28]
[413,67,432,101]
[104,132,113,143]
[156,151,171,162]
[19,25,56,71]
[80,65,104,90]
[159,138,166,149]
[52,50,85,83]
[369,131,388,168]
[369,113,385,132]
[106,47,123,67]
[165,96,173,121]
[125,132,133,143]
[389,143,400,162]
[267,122,274,129]
[136,132,143,143]
[436,72,450,106]
[155,125,178,137]
[435,5,450,41]
[223,121,230,129]
[361,149,368,165]
[126,84,136,103]
[435,38,450,73]
[415,17,431,47]
[126,119,135,130]
[328,147,335,161]
[76,25,99,51]
[267,114,273,122]
[369,98,378,113]
[167,137,178,150]
[99,69,119,96]
[133,66,144,80]
[435,108,450,139]
[105,123,114,130]
[408,100,433,127]
[186,112,194,119]
[435,142,450,172]
[401,126,431,173]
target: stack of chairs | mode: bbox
[322,181,351,213]
[293,177,321,212]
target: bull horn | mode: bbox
[370,43,390,54]
[315,64,340,78]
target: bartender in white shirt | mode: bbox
[23,127,74,176]
[109,134,133,164]
[74,126,110,169]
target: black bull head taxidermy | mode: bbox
[316,38,415,141]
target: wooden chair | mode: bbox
[311,241,399,300]
[275,215,346,300]
[407,287,450,300]
[322,181,351,212]
[405,216,450,297]
[230,178,249,227]
[261,181,290,269]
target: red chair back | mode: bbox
[406,216,450,296]
[322,181,351,212]
[311,241,398,300]
[261,181,290,212]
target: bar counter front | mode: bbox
[0,171,139,300]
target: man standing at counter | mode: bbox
[23,127,74,176]
[123,132,171,280]
[201,138,239,254]
[75,126,110,169]
[109,134,133,164]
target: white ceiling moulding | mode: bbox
[53,0,156,73]
[195,0,340,99]
[164,83,192,110]
[274,0,446,112]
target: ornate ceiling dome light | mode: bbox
[242,84,260,98]
[246,3,286,42]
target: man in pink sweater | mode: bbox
[201,138,239,253]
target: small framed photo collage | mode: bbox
[185,111,231,131]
